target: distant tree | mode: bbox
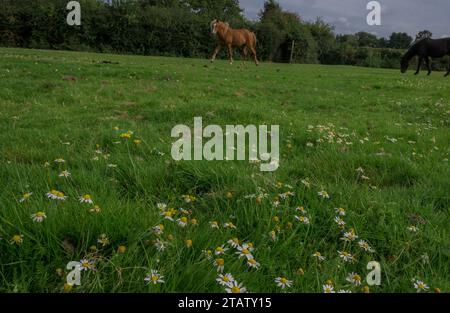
[388,32,412,49]
[355,31,379,47]
[308,17,335,63]
[415,30,433,41]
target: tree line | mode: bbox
[0,0,447,70]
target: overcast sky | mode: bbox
[239,0,450,38]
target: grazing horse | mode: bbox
[210,20,259,66]
[400,37,450,76]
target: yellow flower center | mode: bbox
[180,217,187,223]
[280,278,288,284]
[35,212,45,217]
[231,286,241,293]
[242,248,250,254]
[151,275,158,282]
[216,259,224,266]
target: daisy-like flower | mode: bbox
[120,131,133,139]
[152,224,164,235]
[225,281,247,293]
[97,234,109,247]
[160,208,177,221]
[346,272,362,286]
[216,273,235,287]
[59,170,71,178]
[341,229,358,242]
[338,290,352,293]
[236,244,254,260]
[54,158,66,163]
[157,203,167,210]
[275,277,293,289]
[210,221,219,229]
[154,238,167,252]
[301,179,311,188]
[318,190,330,199]
[89,205,101,214]
[338,250,355,263]
[19,192,33,203]
[335,207,346,216]
[79,194,93,204]
[182,194,196,203]
[144,270,164,285]
[227,237,240,248]
[334,216,346,227]
[202,249,213,260]
[312,251,325,261]
[323,284,335,293]
[176,216,188,227]
[247,258,260,269]
[46,190,67,201]
[295,215,310,225]
[223,222,236,229]
[214,258,225,272]
[215,245,229,255]
[407,226,419,233]
[79,259,95,271]
[295,206,307,214]
[413,280,429,293]
[10,234,23,245]
[269,230,277,241]
[31,211,47,222]
[358,240,375,252]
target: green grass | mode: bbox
[0,47,448,293]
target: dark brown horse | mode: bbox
[401,38,450,76]
[210,20,259,66]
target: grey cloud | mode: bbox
[239,0,449,38]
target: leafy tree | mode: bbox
[388,32,413,49]
[415,30,433,41]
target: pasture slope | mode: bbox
[0,48,449,293]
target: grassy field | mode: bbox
[0,47,448,293]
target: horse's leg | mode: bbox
[250,45,259,66]
[227,44,234,65]
[425,57,432,75]
[415,57,423,75]
[445,63,450,77]
[241,47,248,67]
[211,44,222,63]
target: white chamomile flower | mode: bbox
[323,284,335,293]
[31,211,47,222]
[338,250,355,263]
[225,281,247,293]
[341,229,358,242]
[346,272,362,286]
[210,221,219,229]
[312,251,325,261]
[79,259,95,271]
[334,216,346,227]
[358,240,375,252]
[79,194,93,204]
[236,244,254,260]
[176,216,188,227]
[215,245,228,255]
[335,207,346,216]
[247,258,260,269]
[295,215,310,225]
[59,170,71,178]
[19,192,33,203]
[216,273,235,287]
[275,277,293,289]
[407,226,419,233]
[46,190,67,201]
[413,280,429,293]
[227,238,240,248]
[144,270,164,285]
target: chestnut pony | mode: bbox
[210,19,259,66]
